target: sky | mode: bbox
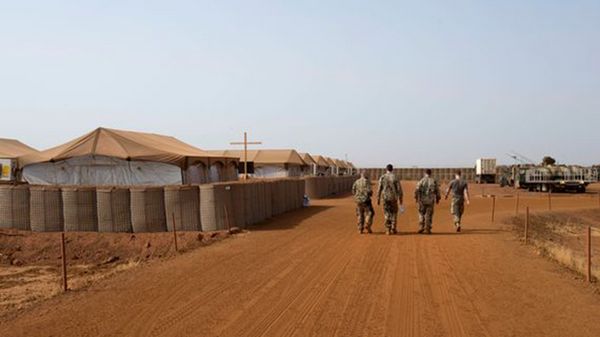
[1,0,599,168]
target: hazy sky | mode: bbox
[1,1,599,167]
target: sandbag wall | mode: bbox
[303,175,358,199]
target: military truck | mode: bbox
[513,165,597,193]
[475,158,497,184]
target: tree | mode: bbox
[542,156,556,166]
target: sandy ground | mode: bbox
[1,182,600,337]
[0,230,231,318]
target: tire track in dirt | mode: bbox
[328,240,392,337]
[132,211,342,337]
[214,215,356,336]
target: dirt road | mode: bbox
[2,183,600,337]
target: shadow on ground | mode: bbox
[249,205,333,231]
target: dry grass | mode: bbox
[508,209,600,281]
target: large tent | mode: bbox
[323,157,337,175]
[19,127,238,185]
[0,139,38,182]
[311,155,333,176]
[209,149,307,178]
[0,138,38,158]
[299,153,317,176]
[342,160,357,175]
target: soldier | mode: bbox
[414,169,441,234]
[377,164,403,235]
[444,170,470,232]
[352,172,374,234]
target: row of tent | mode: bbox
[0,127,356,186]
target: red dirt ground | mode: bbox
[1,182,600,336]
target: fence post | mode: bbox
[587,226,592,283]
[491,195,496,223]
[515,192,520,215]
[60,232,68,292]
[548,190,552,211]
[525,207,529,245]
[171,213,179,253]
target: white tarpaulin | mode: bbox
[23,155,183,186]
[184,163,209,184]
[254,165,303,178]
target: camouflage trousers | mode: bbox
[383,201,399,230]
[450,198,465,225]
[418,203,435,231]
[356,202,374,231]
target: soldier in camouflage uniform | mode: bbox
[352,172,374,234]
[414,169,441,234]
[444,170,470,232]
[377,164,403,235]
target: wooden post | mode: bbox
[60,232,68,292]
[230,132,262,181]
[515,192,520,215]
[525,207,529,245]
[587,226,592,283]
[491,195,496,223]
[548,190,552,211]
[597,192,600,209]
[171,213,179,253]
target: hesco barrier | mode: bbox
[0,185,30,230]
[363,168,476,182]
[130,187,166,233]
[29,186,63,232]
[303,176,358,199]
[62,186,98,232]
[165,185,201,232]
[243,182,254,227]
[265,181,273,219]
[3,178,308,233]
[229,182,246,229]
[200,183,233,231]
[271,179,284,216]
[198,179,305,231]
[97,187,132,232]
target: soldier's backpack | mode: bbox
[380,174,398,202]
[419,178,437,205]
[354,179,370,204]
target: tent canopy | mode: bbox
[323,157,336,167]
[0,138,38,158]
[19,127,236,168]
[209,149,306,166]
[333,158,346,168]
[311,155,331,168]
[299,152,316,166]
[343,160,356,169]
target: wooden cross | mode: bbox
[230,132,262,180]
